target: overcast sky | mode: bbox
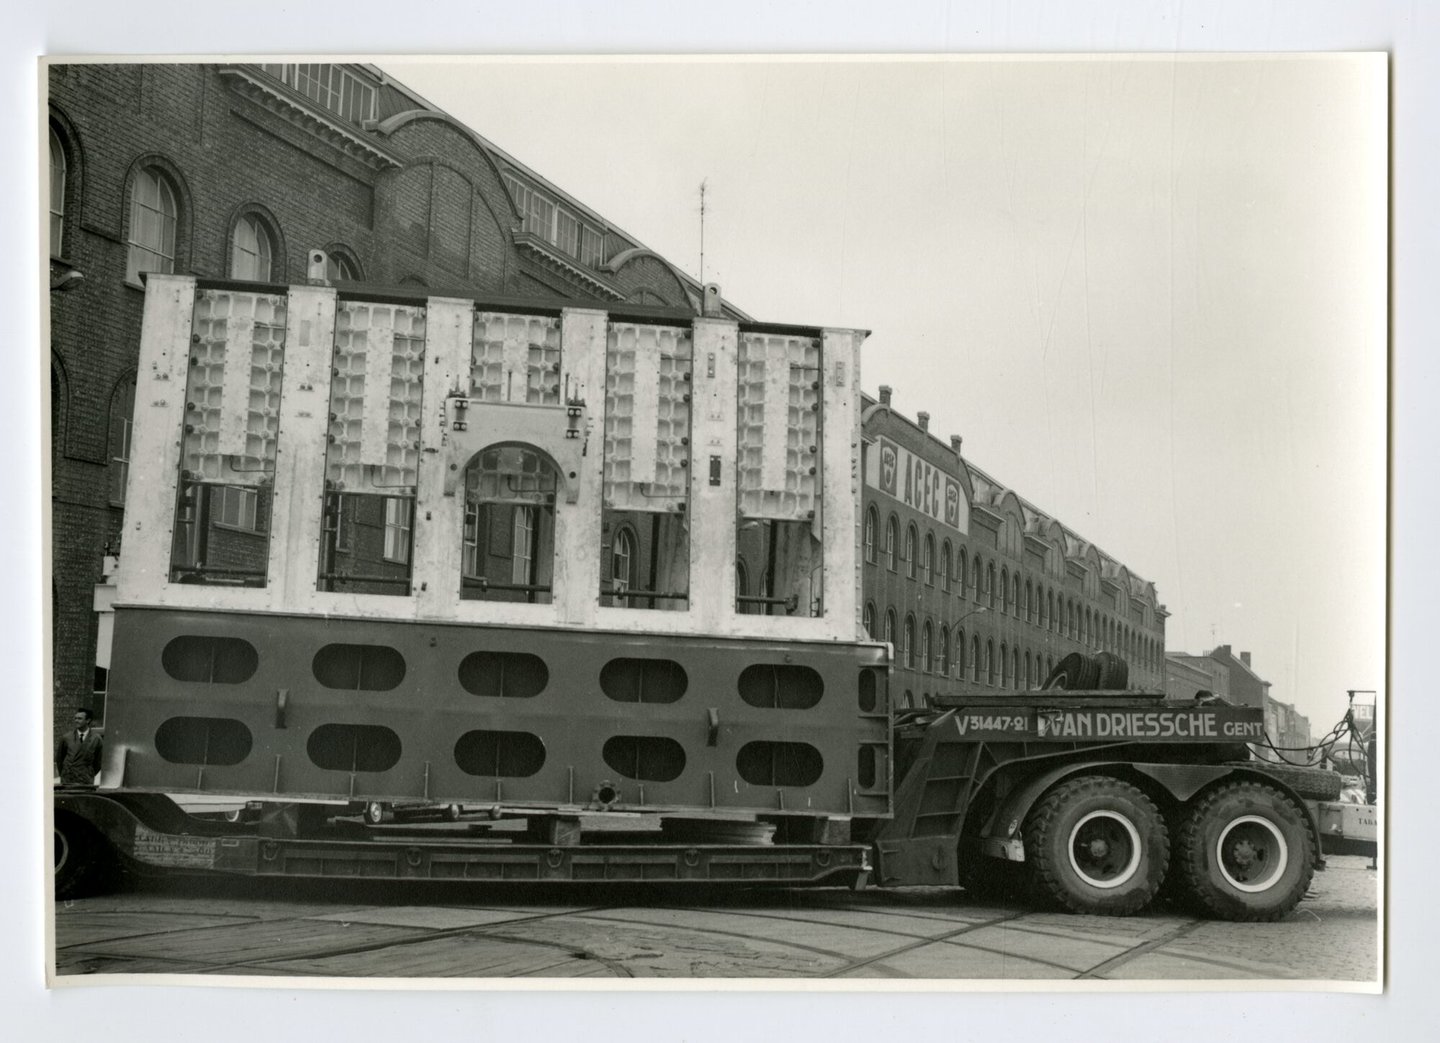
[381,56,1386,730]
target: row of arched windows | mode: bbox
[863,503,1164,674]
[48,113,364,286]
[861,602,1070,690]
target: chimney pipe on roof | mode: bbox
[1241,652,1251,667]
[702,283,723,317]
[950,435,963,455]
[916,411,930,432]
[878,386,892,407]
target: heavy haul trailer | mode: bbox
[54,268,1359,921]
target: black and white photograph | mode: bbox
[40,50,1386,990]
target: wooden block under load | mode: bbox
[526,816,584,846]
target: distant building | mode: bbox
[859,388,1169,709]
[1164,652,1230,702]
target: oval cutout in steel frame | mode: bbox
[306,723,402,773]
[155,716,253,766]
[161,636,259,684]
[311,643,406,691]
[600,658,688,704]
[454,729,546,778]
[736,740,824,787]
[737,663,824,709]
[602,735,687,782]
[457,651,548,699]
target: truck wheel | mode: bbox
[1176,781,1315,922]
[1024,776,1168,916]
[55,812,109,900]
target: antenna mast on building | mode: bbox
[698,178,708,285]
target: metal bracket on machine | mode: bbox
[441,394,586,504]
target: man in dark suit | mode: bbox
[55,708,102,787]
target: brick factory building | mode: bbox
[858,387,1169,709]
[46,62,737,728]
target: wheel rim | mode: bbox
[1215,814,1288,893]
[1066,810,1143,889]
[54,825,70,874]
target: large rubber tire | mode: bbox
[1176,781,1316,922]
[1023,776,1169,916]
[54,812,111,901]
[1227,762,1342,802]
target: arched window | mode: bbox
[1024,652,1032,689]
[612,528,635,600]
[885,516,898,571]
[230,212,276,281]
[1001,567,1010,614]
[461,445,558,605]
[1000,642,1010,687]
[325,247,362,283]
[108,376,137,505]
[957,547,968,598]
[1012,573,1021,615]
[127,167,178,282]
[1084,607,1092,646]
[1025,580,1034,622]
[51,358,68,453]
[905,524,918,579]
[1012,648,1020,690]
[922,533,935,585]
[49,126,66,257]
[1047,590,1055,631]
[938,627,949,676]
[987,562,997,608]
[969,552,980,595]
[864,505,877,563]
[971,635,981,683]
[920,621,932,673]
[862,600,876,638]
[940,541,952,592]
[986,640,996,685]
[884,609,897,648]
[902,614,915,669]
[955,628,966,678]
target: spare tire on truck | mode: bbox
[1023,775,1169,916]
[1175,780,1316,922]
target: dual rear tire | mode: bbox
[1021,774,1315,920]
[1174,780,1315,922]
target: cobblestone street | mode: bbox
[52,855,1378,983]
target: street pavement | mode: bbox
[51,855,1378,982]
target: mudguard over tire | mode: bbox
[1176,780,1315,922]
[1023,776,1168,916]
[1227,762,1342,802]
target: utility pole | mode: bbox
[698,179,708,285]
